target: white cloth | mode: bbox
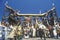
[53,27,57,36]
[38,24,42,28]
[9,25,13,29]
[5,27,8,40]
[24,35,29,38]
[38,24,46,29]
[32,28,36,37]
[0,31,2,37]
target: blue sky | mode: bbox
[0,0,60,20]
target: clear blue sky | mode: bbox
[0,0,60,20]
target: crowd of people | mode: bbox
[1,3,60,40]
[0,19,60,40]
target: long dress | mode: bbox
[33,28,36,37]
[53,27,57,37]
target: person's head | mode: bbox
[14,11,17,16]
[38,21,42,24]
[1,21,5,26]
[5,22,9,26]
